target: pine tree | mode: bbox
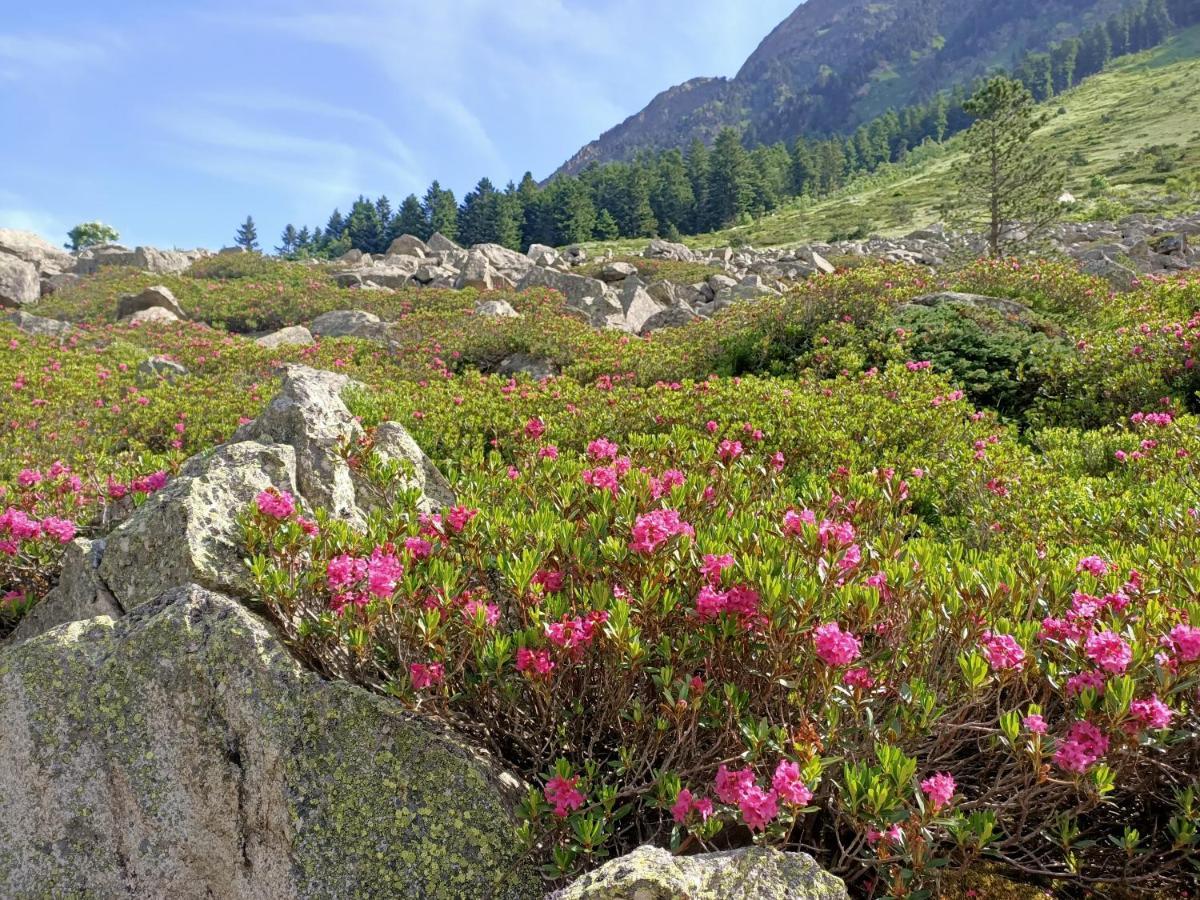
[705,128,753,228]
[547,178,596,245]
[593,208,620,241]
[234,216,259,251]
[685,139,711,232]
[393,194,429,242]
[374,196,393,229]
[324,209,346,242]
[276,224,299,257]
[650,149,695,236]
[495,186,525,251]
[932,93,950,143]
[790,139,819,195]
[458,178,498,247]
[950,77,1066,257]
[423,181,458,241]
[296,226,312,254]
[346,196,384,253]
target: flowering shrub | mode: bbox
[8,256,1200,895]
[245,385,1199,893]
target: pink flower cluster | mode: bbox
[695,583,760,627]
[812,622,862,667]
[0,507,76,554]
[628,508,694,554]
[981,631,1025,671]
[919,772,957,811]
[409,662,444,690]
[1053,720,1109,773]
[516,647,555,678]
[545,611,609,653]
[255,488,295,520]
[670,788,714,824]
[325,547,404,612]
[544,773,585,817]
[712,760,813,832]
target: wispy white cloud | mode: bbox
[0,31,123,83]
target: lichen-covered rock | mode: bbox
[4,538,121,647]
[137,355,189,381]
[557,845,847,900]
[372,422,457,511]
[99,441,299,610]
[475,298,520,319]
[125,305,180,326]
[231,365,364,522]
[0,585,539,899]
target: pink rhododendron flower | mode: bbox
[39,516,76,544]
[629,509,694,554]
[714,765,756,805]
[462,600,500,627]
[538,445,559,460]
[1085,631,1132,674]
[1065,670,1107,697]
[1076,555,1110,577]
[326,554,367,592]
[701,553,734,584]
[255,488,295,520]
[920,772,956,811]
[843,667,875,690]
[404,537,433,560]
[772,760,813,807]
[544,774,585,817]
[366,548,403,599]
[1053,720,1109,773]
[445,505,478,533]
[1130,694,1173,730]
[587,438,619,460]
[738,785,779,832]
[532,569,564,593]
[1165,624,1200,662]
[718,439,743,461]
[516,647,555,677]
[782,508,816,535]
[409,662,444,690]
[1024,714,1048,734]
[524,417,545,440]
[981,631,1025,671]
[813,622,862,667]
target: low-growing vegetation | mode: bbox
[4,255,1200,896]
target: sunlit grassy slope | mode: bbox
[584,25,1200,253]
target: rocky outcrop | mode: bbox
[516,267,624,329]
[0,228,74,276]
[556,846,847,900]
[475,299,520,319]
[126,306,180,326]
[117,285,186,321]
[0,585,538,899]
[74,244,208,275]
[2,309,75,338]
[0,254,39,307]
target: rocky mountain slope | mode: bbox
[557,0,1131,175]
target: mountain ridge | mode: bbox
[555,0,1135,177]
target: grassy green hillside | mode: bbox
[719,25,1200,247]
[585,25,1200,253]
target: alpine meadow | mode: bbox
[3,2,1200,899]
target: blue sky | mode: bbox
[1,1,798,250]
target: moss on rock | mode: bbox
[0,585,538,899]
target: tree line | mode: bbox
[249,0,1196,256]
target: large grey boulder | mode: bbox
[42,366,453,624]
[255,325,314,349]
[516,266,623,327]
[618,277,668,334]
[557,845,846,900]
[909,291,1039,323]
[496,353,559,381]
[0,228,73,274]
[0,585,538,899]
[75,245,203,275]
[455,250,496,291]
[640,306,699,333]
[117,285,186,321]
[2,309,74,338]
[1079,255,1140,292]
[0,254,39,307]
[309,309,389,342]
[125,306,180,326]
[99,441,299,610]
[472,243,534,280]
[527,243,559,267]
[386,234,428,257]
[4,538,120,646]
[137,356,189,381]
[644,239,695,262]
[599,261,638,283]
[427,231,460,253]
